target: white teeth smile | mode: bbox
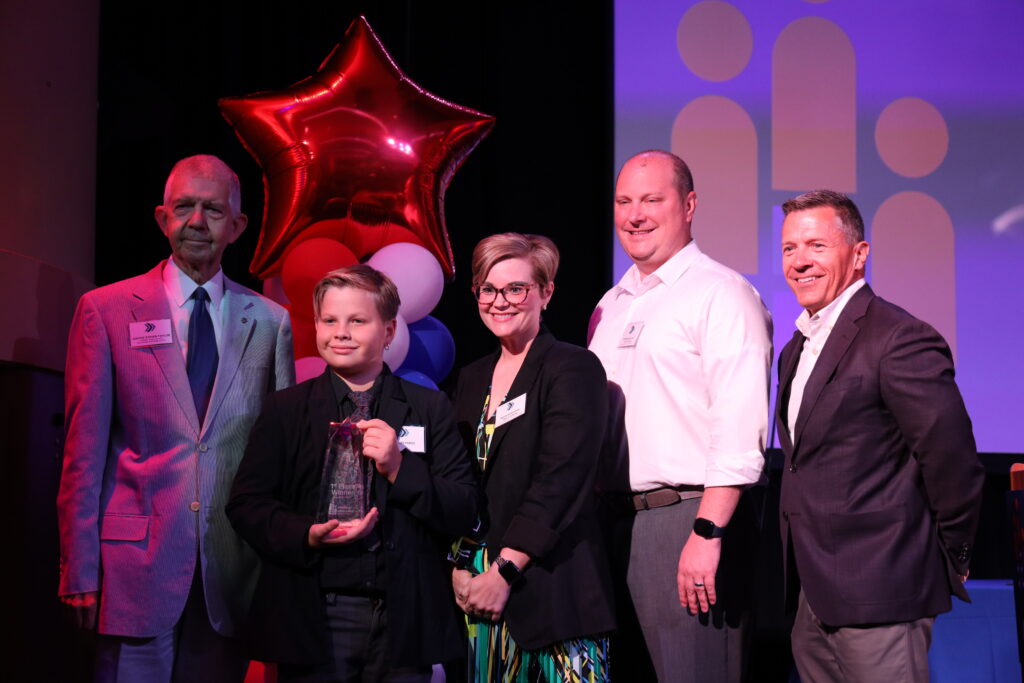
[798,276,820,283]
[628,229,654,235]
[492,313,514,321]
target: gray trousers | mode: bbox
[792,590,933,683]
[625,496,754,683]
[95,565,248,683]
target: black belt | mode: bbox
[630,485,704,511]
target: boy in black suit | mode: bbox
[228,265,477,682]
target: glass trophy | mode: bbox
[316,420,371,522]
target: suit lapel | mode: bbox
[776,329,804,453]
[792,285,873,453]
[308,370,337,475]
[377,371,411,436]
[484,332,556,472]
[372,371,410,517]
[204,279,256,435]
[462,354,497,424]
[131,263,200,433]
[455,352,497,478]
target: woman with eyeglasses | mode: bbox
[450,233,615,682]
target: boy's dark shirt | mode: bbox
[320,370,387,594]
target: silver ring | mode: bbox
[694,582,704,587]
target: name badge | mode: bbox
[495,393,527,427]
[397,425,426,453]
[618,321,644,348]
[129,319,173,347]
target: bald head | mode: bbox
[164,155,241,214]
[618,150,695,202]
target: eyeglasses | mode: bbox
[472,282,537,305]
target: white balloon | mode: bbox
[295,356,326,383]
[383,315,410,370]
[368,242,444,322]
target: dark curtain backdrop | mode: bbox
[95,0,613,380]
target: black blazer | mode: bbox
[226,368,478,666]
[453,330,616,650]
[776,284,984,626]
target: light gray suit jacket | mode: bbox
[57,260,294,637]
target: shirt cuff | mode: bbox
[704,448,766,487]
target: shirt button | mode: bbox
[789,465,797,473]
[190,501,200,512]
[199,443,208,452]
[811,348,819,356]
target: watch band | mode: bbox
[693,517,727,539]
[494,556,523,585]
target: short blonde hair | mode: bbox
[313,264,401,321]
[471,233,560,288]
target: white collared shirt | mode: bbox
[588,242,773,491]
[162,257,226,363]
[786,278,867,438]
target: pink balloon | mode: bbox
[368,243,444,322]
[295,356,327,383]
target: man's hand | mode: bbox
[677,534,721,614]
[308,508,379,548]
[356,420,403,483]
[464,566,512,622]
[60,591,100,630]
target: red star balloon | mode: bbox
[219,15,494,279]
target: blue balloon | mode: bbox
[401,316,455,383]
[396,368,439,390]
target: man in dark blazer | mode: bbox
[776,189,984,681]
[227,266,477,680]
[57,155,295,682]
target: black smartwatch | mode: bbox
[494,556,523,585]
[693,517,726,539]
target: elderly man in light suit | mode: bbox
[57,155,295,682]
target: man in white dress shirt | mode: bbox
[588,150,772,682]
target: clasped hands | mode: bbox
[452,566,510,622]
